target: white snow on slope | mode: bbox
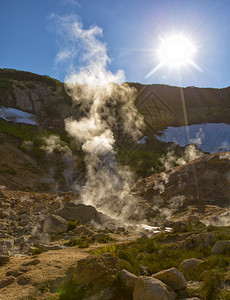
[0,106,37,125]
[155,123,230,153]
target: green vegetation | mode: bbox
[64,236,94,249]
[117,137,184,177]
[90,226,230,300]
[0,68,62,86]
[93,245,117,256]
[67,220,82,231]
[31,247,43,255]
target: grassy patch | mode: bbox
[93,245,117,256]
[67,220,82,231]
[64,236,94,248]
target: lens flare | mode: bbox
[157,35,196,68]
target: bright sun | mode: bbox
[157,35,197,68]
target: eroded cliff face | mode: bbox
[0,69,74,131]
[130,82,230,132]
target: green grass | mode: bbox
[58,227,230,300]
[93,245,117,256]
[64,236,94,248]
[67,220,82,231]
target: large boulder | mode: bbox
[55,203,102,224]
[212,240,230,254]
[152,267,187,291]
[133,277,176,300]
[177,233,216,250]
[65,253,119,299]
[43,214,68,234]
[120,269,139,293]
[179,258,204,271]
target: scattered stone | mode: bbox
[38,244,63,251]
[212,240,230,254]
[0,277,15,289]
[172,221,188,233]
[133,277,176,300]
[0,209,9,218]
[14,236,27,245]
[177,233,216,250]
[93,233,111,242]
[19,219,27,226]
[22,258,40,266]
[139,264,150,276]
[187,280,202,291]
[67,253,119,299]
[0,254,10,266]
[43,214,68,234]
[17,275,30,285]
[120,269,139,292]
[179,258,204,271]
[117,227,126,233]
[56,203,102,224]
[73,225,94,236]
[152,267,187,291]
[6,270,23,278]
[0,232,10,238]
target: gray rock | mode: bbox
[22,258,40,266]
[152,267,187,291]
[133,277,176,300]
[73,225,94,236]
[55,203,102,224]
[0,254,10,266]
[93,233,111,242]
[19,219,27,226]
[14,236,27,245]
[139,264,150,276]
[120,269,139,292]
[43,214,68,234]
[179,259,204,271]
[0,277,15,289]
[17,275,30,285]
[212,240,230,254]
[178,233,216,250]
[67,253,119,299]
[38,244,63,251]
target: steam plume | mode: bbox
[55,15,143,222]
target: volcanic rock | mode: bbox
[43,214,68,234]
[133,277,176,300]
[152,267,187,291]
[56,203,102,224]
[212,240,230,254]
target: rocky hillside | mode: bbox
[131,82,230,131]
[0,69,75,131]
[134,152,230,212]
[0,69,230,299]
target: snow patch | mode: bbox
[155,123,230,153]
[0,106,37,125]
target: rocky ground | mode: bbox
[0,69,230,299]
[0,183,229,299]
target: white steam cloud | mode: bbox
[54,15,144,222]
[160,144,204,172]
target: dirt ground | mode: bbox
[0,237,136,300]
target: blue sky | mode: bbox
[1,0,230,88]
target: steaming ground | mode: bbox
[53,15,145,224]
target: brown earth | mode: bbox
[134,152,230,212]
